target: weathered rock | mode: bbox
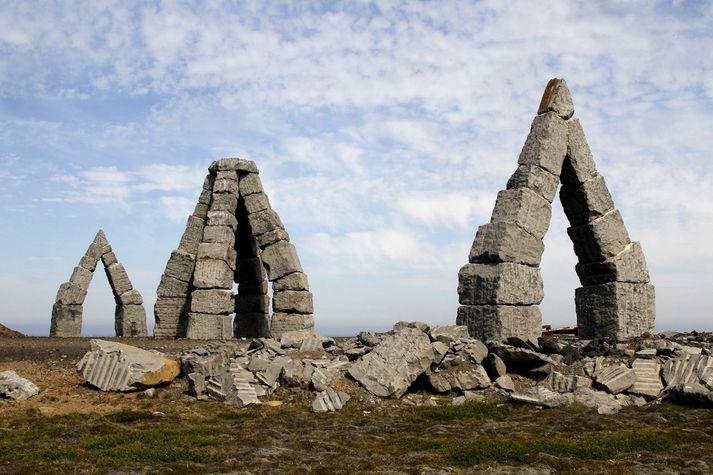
[70,265,94,289]
[561,118,598,186]
[454,339,489,364]
[560,175,615,226]
[190,289,233,314]
[543,371,592,393]
[117,288,144,306]
[104,263,133,297]
[202,225,236,245]
[495,375,515,391]
[270,313,314,338]
[115,304,148,337]
[77,339,179,391]
[458,263,544,306]
[483,353,507,380]
[207,363,261,407]
[55,281,87,305]
[261,241,303,280]
[517,112,568,176]
[178,215,206,255]
[187,372,206,398]
[628,358,663,399]
[50,303,83,337]
[428,363,491,392]
[280,359,306,387]
[506,163,560,203]
[209,157,259,173]
[207,210,238,230]
[457,305,542,342]
[575,242,650,286]
[157,275,191,298]
[192,258,234,289]
[273,290,314,314]
[272,272,310,292]
[0,371,39,400]
[243,192,270,214]
[210,192,238,213]
[247,209,284,236]
[153,297,188,338]
[164,250,196,283]
[186,313,233,339]
[491,344,557,370]
[0,323,24,338]
[101,250,118,267]
[594,364,636,394]
[212,178,239,195]
[510,386,573,408]
[312,388,350,413]
[662,354,712,389]
[429,325,470,345]
[254,228,291,249]
[567,210,631,263]
[238,172,264,196]
[469,222,544,266]
[537,78,574,120]
[348,327,434,398]
[358,331,386,347]
[197,243,237,268]
[490,188,552,240]
[572,388,622,414]
[576,282,656,340]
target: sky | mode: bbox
[1,0,712,336]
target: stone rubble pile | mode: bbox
[177,324,713,412]
[51,230,147,337]
[458,78,654,342]
[154,158,313,340]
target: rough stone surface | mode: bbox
[428,363,491,392]
[595,364,637,394]
[192,258,234,289]
[202,225,236,245]
[429,325,471,345]
[164,250,196,282]
[49,303,83,337]
[517,112,568,176]
[273,290,314,314]
[210,192,238,213]
[238,172,264,196]
[457,305,542,342]
[561,118,598,186]
[153,297,188,338]
[576,282,656,339]
[272,272,309,292]
[490,188,552,240]
[0,371,40,400]
[261,241,303,280]
[157,275,191,298]
[560,175,615,226]
[115,305,148,337]
[207,210,238,230]
[469,222,544,266]
[575,241,650,286]
[206,363,261,407]
[255,228,291,249]
[483,353,507,380]
[190,289,233,315]
[247,209,284,236]
[178,215,205,255]
[70,266,94,289]
[348,327,434,398]
[537,78,574,119]
[209,157,259,173]
[510,386,573,408]
[312,387,350,412]
[458,263,544,306]
[270,313,314,338]
[77,339,179,391]
[244,192,270,214]
[543,371,592,393]
[55,282,87,305]
[567,210,631,263]
[105,263,133,297]
[186,313,233,339]
[506,163,560,203]
[234,312,271,338]
[116,288,144,306]
[629,358,663,399]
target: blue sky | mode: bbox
[1,0,712,336]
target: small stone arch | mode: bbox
[154,158,313,339]
[457,79,655,342]
[50,230,148,337]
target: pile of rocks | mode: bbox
[458,78,654,343]
[154,158,313,340]
[50,230,147,337]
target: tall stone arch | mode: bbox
[154,158,313,339]
[457,79,655,342]
[50,230,148,337]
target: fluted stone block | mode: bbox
[469,222,544,266]
[517,112,568,176]
[190,289,233,315]
[207,210,238,230]
[506,163,560,203]
[456,305,542,342]
[575,282,655,340]
[273,290,314,314]
[244,192,270,214]
[202,225,236,246]
[186,313,233,339]
[55,281,87,305]
[537,78,574,119]
[209,157,259,173]
[209,192,238,213]
[165,250,196,282]
[270,313,314,338]
[178,215,206,255]
[491,188,552,240]
[70,266,93,289]
[575,241,650,286]
[238,173,264,196]
[157,275,190,298]
[50,303,83,337]
[561,119,598,186]
[567,210,631,263]
[115,304,148,337]
[458,263,544,306]
[247,209,284,236]
[233,312,271,338]
[105,263,133,297]
[197,242,237,268]
[273,272,309,292]
[261,240,303,280]
[560,175,615,226]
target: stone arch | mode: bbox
[457,79,655,342]
[50,230,148,337]
[154,158,313,339]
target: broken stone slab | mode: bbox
[453,339,489,364]
[185,313,233,339]
[178,215,206,255]
[347,327,434,398]
[115,304,148,337]
[628,358,663,399]
[280,359,306,387]
[273,290,314,314]
[510,386,573,409]
[209,157,259,173]
[0,371,39,400]
[662,354,712,389]
[490,344,557,370]
[164,250,196,282]
[490,188,552,240]
[77,339,179,391]
[238,172,264,196]
[310,366,338,391]
[542,371,592,393]
[495,375,515,391]
[50,303,83,337]
[190,289,233,314]
[192,258,234,289]
[506,163,560,203]
[104,263,134,297]
[207,363,261,407]
[561,118,598,186]
[635,348,658,359]
[272,272,310,292]
[270,313,314,338]
[260,241,303,280]
[572,388,622,414]
[576,282,656,340]
[575,241,650,286]
[456,305,542,342]
[428,325,470,346]
[567,209,631,263]
[458,263,544,306]
[537,78,574,120]
[560,175,615,226]
[594,364,636,394]
[187,372,207,398]
[468,222,544,267]
[312,388,351,413]
[517,112,568,176]
[428,363,491,393]
[483,353,507,380]
[666,383,713,407]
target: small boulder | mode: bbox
[0,371,39,400]
[312,388,350,412]
[510,386,573,409]
[428,363,491,393]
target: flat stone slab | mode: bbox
[0,371,39,400]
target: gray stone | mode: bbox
[117,288,144,305]
[458,263,543,305]
[212,178,239,194]
[272,272,309,291]
[506,163,560,203]
[666,382,713,407]
[202,173,215,190]
[101,250,118,267]
[273,290,314,314]
[207,210,238,230]
[115,305,148,337]
[153,297,188,338]
[105,263,133,297]
[490,188,552,240]
[255,228,291,249]
[270,313,314,338]
[469,222,544,266]
[662,354,711,389]
[628,358,663,399]
[280,359,306,387]
[635,348,658,359]
[55,281,87,305]
[178,215,206,255]
[575,241,650,286]
[186,313,233,339]
[235,257,266,284]
[50,303,83,337]
[428,363,491,392]
[244,192,270,214]
[234,294,270,313]
[192,258,233,289]
[576,282,655,339]
[483,353,507,380]
[348,327,434,398]
[560,175,615,226]
[79,255,98,272]
[157,275,190,298]
[247,208,284,237]
[561,118,598,186]
[215,170,238,181]
[193,202,209,219]
[311,367,337,391]
[202,225,235,246]
[517,112,568,176]
[491,344,557,369]
[197,243,237,269]
[165,250,196,282]
[0,371,39,400]
[233,312,271,338]
[207,363,261,407]
[510,386,573,408]
[190,289,233,315]
[70,266,93,288]
[572,388,622,414]
[312,387,350,412]
[537,78,574,120]
[456,339,489,364]
[210,192,238,213]
[84,230,110,261]
[543,371,592,393]
[238,172,264,196]
[209,157,259,173]
[456,305,542,342]
[187,372,206,398]
[429,325,470,345]
[358,331,386,347]
[261,240,303,280]
[594,364,637,394]
[77,339,179,391]
[495,375,515,391]
[567,210,631,263]
[198,188,212,205]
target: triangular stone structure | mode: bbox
[457,79,655,342]
[154,158,313,340]
[50,230,147,337]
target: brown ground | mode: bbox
[0,323,24,338]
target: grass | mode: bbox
[1,401,712,473]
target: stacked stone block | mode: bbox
[50,230,147,337]
[458,78,654,341]
[154,158,314,339]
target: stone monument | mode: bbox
[457,79,654,341]
[50,230,147,337]
[154,158,313,339]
